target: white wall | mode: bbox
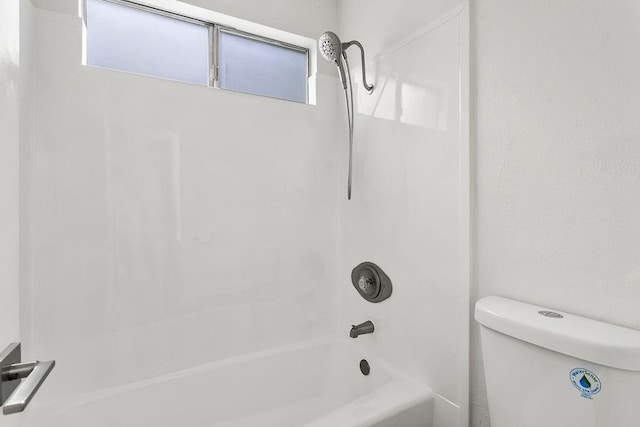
[21,0,341,406]
[0,0,21,353]
[337,2,469,426]
[185,0,336,48]
[32,0,332,38]
[338,0,464,59]
[0,1,23,425]
[472,1,640,425]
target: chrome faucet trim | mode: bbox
[350,320,374,338]
[0,343,55,415]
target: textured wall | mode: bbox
[472,1,640,425]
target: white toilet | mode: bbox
[475,296,640,427]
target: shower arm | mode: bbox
[342,40,374,93]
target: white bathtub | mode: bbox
[24,337,433,427]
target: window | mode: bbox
[86,0,210,85]
[218,30,308,103]
[85,0,310,103]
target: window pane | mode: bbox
[219,31,308,103]
[86,0,209,85]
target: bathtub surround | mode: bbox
[12,0,472,425]
[337,1,470,426]
[21,0,341,403]
[0,0,20,350]
[1,0,35,424]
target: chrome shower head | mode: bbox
[318,31,374,94]
[319,31,347,89]
[318,31,343,62]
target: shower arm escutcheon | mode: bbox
[0,343,55,415]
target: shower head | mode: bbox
[319,31,348,90]
[319,32,375,201]
[318,31,374,93]
[319,31,343,62]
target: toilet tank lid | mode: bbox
[475,296,640,371]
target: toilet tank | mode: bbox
[475,296,640,427]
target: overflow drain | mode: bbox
[360,359,370,376]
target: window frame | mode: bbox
[83,0,311,103]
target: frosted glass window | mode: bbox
[219,30,308,103]
[86,0,209,85]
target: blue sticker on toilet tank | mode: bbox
[569,368,601,399]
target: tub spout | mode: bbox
[350,320,374,338]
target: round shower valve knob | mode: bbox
[358,272,377,296]
[351,262,392,303]
[358,276,371,293]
